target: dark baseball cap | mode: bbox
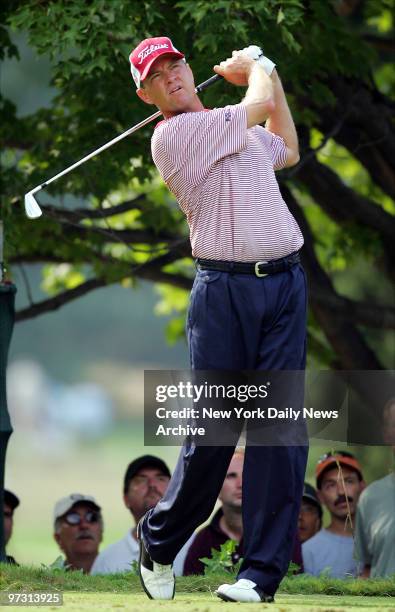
[123,455,171,494]
[4,490,20,510]
[302,482,322,517]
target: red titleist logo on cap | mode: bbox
[129,36,184,88]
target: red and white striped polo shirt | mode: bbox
[151,103,303,261]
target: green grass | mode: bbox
[20,592,395,611]
[1,564,394,597]
[1,566,394,611]
[0,590,394,611]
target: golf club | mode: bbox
[24,75,222,219]
[24,46,264,219]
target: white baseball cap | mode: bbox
[53,493,101,524]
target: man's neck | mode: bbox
[163,95,205,119]
[326,514,355,537]
[66,553,96,574]
[219,506,243,542]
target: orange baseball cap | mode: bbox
[316,451,363,487]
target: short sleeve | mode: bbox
[301,541,316,576]
[255,127,288,170]
[151,105,248,188]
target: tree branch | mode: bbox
[15,278,107,322]
[38,194,151,221]
[282,184,384,370]
[363,34,395,54]
[311,79,395,199]
[312,288,395,329]
[36,222,183,247]
[4,140,33,150]
[295,155,394,237]
[15,240,193,321]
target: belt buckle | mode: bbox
[255,261,268,277]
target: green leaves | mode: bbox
[200,539,242,575]
[41,264,86,295]
[3,0,394,369]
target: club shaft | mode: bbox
[40,110,162,189]
[196,74,222,93]
[38,75,223,191]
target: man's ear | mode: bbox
[137,87,153,105]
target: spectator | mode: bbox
[297,483,322,544]
[91,455,191,575]
[382,399,395,446]
[354,447,395,577]
[3,489,19,565]
[183,449,244,575]
[53,493,103,573]
[302,451,365,578]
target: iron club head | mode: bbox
[24,189,43,219]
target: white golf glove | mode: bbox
[242,45,276,76]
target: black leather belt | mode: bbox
[196,251,300,277]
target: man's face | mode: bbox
[4,503,13,545]
[54,502,102,560]
[136,55,196,116]
[124,467,170,522]
[297,500,321,543]
[318,466,364,520]
[218,454,243,511]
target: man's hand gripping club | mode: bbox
[213,46,276,128]
[213,46,299,166]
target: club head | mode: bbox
[24,190,42,219]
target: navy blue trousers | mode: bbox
[142,263,308,595]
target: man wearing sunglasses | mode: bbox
[53,493,103,573]
[302,451,365,578]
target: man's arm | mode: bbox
[265,69,299,167]
[214,52,275,128]
[243,63,275,128]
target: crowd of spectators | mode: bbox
[3,447,394,578]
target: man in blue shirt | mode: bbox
[302,452,365,578]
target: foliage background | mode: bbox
[1,0,394,566]
[1,0,394,370]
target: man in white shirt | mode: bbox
[91,455,191,575]
[53,493,103,573]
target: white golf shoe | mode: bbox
[138,522,175,600]
[215,578,274,603]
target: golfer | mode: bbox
[130,36,308,603]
